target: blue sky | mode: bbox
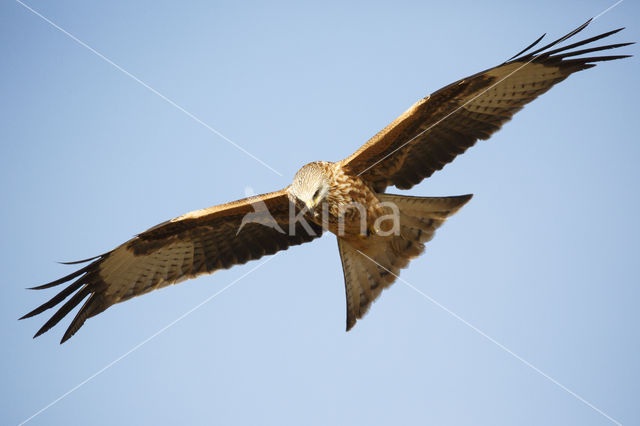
[2,1,639,425]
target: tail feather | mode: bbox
[338,193,472,330]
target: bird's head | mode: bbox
[289,162,331,214]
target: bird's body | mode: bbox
[22,20,632,343]
[290,161,384,237]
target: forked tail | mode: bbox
[337,193,472,330]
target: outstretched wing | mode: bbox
[341,20,633,191]
[21,189,322,343]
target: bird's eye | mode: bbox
[312,189,321,200]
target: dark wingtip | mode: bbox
[19,312,33,321]
[58,254,103,265]
[33,325,49,339]
[28,267,88,290]
[20,298,57,320]
[506,33,546,62]
[27,284,49,290]
[24,252,109,342]
[584,54,632,62]
[517,18,593,60]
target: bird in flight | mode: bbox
[22,20,632,343]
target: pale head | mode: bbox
[289,162,331,211]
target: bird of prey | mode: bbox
[22,20,632,343]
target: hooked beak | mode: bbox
[304,198,317,213]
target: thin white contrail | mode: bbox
[15,0,283,177]
[594,0,624,20]
[18,253,280,425]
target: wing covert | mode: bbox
[341,21,632,191]
[21,189,322,343]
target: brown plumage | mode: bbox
[343,21,632,191]
[21,20,632,342]
[23,192,323,342]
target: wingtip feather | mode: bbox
[19,311,34,321]
[33,324,50,339]
[506,33,547,62]
[58,254,102,265]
